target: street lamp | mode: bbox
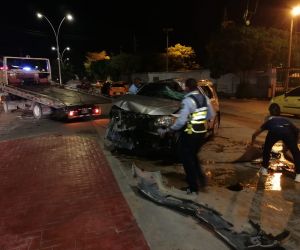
[163,28,173,72]
[51,46,70,61]
[286,6,300,91]
[37,12,73,85]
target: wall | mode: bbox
[132,70,240,96]
[132,68,280,98]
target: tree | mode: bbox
[167,43,200,70]
[84,51,110,80]
[206,25,289,78]
[109,53,141,80]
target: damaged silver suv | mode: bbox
[105,79,220,152]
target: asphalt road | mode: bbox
[1,99,299,250]
[1,98,298,143]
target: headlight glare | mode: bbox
[154,116,175,127]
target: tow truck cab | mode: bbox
[0,56,51,86]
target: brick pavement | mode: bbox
[0,135,149,250]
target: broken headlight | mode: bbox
[154,116,175,128]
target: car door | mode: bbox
[282,87,300,115]
[200,85,219,112]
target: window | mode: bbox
[287,87,300,97]
[200,86,213,99]
[6,58,49,72]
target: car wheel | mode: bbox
[2,101,9,113]
[33,103,43,119]
[269,104,280,116]
[211,114,220,136]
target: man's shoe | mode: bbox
[295,174,300,183]
[259,167,268,176]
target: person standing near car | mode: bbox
[251,116,300,182]
[158,78,209,194]
[128,77,142,94]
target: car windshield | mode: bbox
[137,82,184,101]
[112,83,125,87]
[6,58,49,72]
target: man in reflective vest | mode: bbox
[159,78,208,194]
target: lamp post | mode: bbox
[37,12,73,85]
[51,46,70,61]
[163,28,173,72]
[286,6,300,91]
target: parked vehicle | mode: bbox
[101,81,128,97]
[105,79,220,152]
[269,86,300,116]
[0,56,111,119]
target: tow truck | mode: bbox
[0,56,111,119]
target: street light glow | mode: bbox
[36,12,74,85]
[66,14,73,21]
[292,6,300,17]
[66,47,70,51]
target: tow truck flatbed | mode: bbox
[1,84,111,108]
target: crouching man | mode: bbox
[251,116,300,182]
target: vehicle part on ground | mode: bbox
[234,145,262,163]
[133,164,288,250]
[269,104,281,116]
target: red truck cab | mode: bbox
[0,56,51,86]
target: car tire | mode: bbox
[269,104,280,116]
[2,101,9,113]
[211,114,220,136]
[33,103,43,119]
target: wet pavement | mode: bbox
[109,122,300,250]
[0,100,300,249]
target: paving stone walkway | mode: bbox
[0,135,149,250]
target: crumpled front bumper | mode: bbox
[105,107,177,151]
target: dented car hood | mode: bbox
[113,94,180,115]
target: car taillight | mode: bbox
[69,110,75,117]
[93,108,101,114]
[0,66,8,70]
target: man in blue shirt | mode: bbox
[128,77,142,94]
[159,78,209,194]
[252,116,300,182]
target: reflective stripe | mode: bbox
[184,93,208,134]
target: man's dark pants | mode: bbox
[263,127,300,174]
[178,132,206,192]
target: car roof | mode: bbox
[158,78,213,87]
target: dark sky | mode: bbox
[1,0,299,65]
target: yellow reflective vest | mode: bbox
[184,94,208,134]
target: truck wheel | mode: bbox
[2,101,9,113]
[33,103,42,119]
